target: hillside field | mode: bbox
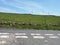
[0,12,60,30]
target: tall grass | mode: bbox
[0,12,60,30]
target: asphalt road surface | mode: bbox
[0,28,60,45]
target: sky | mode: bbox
[0,0,60,16]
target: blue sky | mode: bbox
[0,0,60,16]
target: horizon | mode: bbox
[0,12,58,17]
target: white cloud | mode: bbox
[1,0,49,14]
[14,0,49,14]
[0,7,20,13]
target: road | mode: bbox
[0,28,60,45]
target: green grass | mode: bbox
[0,12,60,30]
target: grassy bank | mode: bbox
[0,12,60,30]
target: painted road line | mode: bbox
[57,34,60,36]
[0,33,9,35]
[15,36,28,38]
[49,36,59,38]
[15,33,26,35]
[0,35,9,38]
[0,41,6,44]
[44,40,48,42]
[45,34,54,36]
[33,36,45,39]
[31,33,41,35]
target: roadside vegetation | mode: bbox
[0,12,60,30]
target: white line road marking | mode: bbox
[45,34,54,36]
[0,33,9,35]
[44,40,48,42]
[33,36,45,39]
[0,35,9,38]
[15,36,28,38]
[31,33,41,35]
[15,33,26,35]
[49,36,59,38]
[0,41,6,44]
[57,34,60,36]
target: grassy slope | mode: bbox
[0,12,60,30]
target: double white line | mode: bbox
[0,33,9,38]
[15,33,28,38]
[0,33,59,39]
[0,33,28,39]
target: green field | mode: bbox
[0,12,60,30]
